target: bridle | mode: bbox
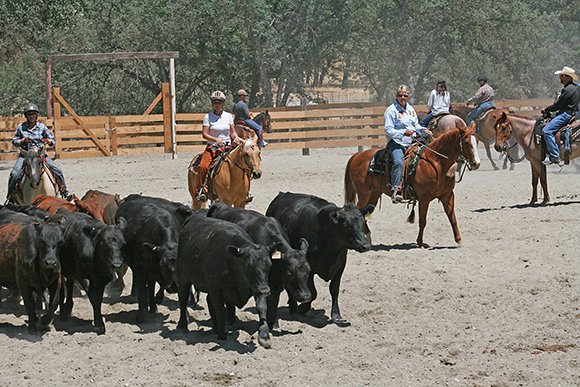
[494,117,533,163]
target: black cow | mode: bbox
[47,210,126,334]
[115,199,183,323]
[2,202,51,221]
[122,194,193,226]
[266,192,374,322]
[0,208,64,333]
[177,216,275,348]
[207,201,310,329]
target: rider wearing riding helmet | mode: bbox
[6,103,73,203]
[232,89,267,148]
[466,75,495,125]
[195,91,241,202]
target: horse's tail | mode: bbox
[407,201,416,224]
[344,155,357,205]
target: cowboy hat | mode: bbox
[554,66,578,80]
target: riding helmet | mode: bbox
[476,75,487,83]
[24,103,39,115]
[210,91,226,102]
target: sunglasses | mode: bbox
[397,94,409,98]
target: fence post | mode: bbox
[162,82,172,154]
[109,116,118,156]
[301,97,309,156]
[52,87,62,159]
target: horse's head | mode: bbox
[493,112,512,153]
[457,122,481,170]
[256,110,272,133]
[23,147,45,189]
[242,136,262,179]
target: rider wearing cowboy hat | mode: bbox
[232,89,267,148]
[540,66,580,165]
[6,103,74,203]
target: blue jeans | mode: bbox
[419,112,434,127]
[467,101,495,125]
[241,118,264,146]
[387,140,406,193]
[7,154,68,199]
[542,112,573,160]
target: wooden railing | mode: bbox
[0,99,552,161]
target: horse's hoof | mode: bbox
[457,241,464,247]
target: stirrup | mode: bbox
[245,192,254,203]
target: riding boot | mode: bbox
[56,179,74,202]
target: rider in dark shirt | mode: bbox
[232,89,267,148]
[541,66,580,165]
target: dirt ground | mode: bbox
[0,145,578,386]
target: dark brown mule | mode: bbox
[344,122,481,247]
[450,104,517,170]
[234,111,272,140]
[494,112,580,205]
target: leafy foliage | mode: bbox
[0,0,577,116]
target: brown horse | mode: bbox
[450,104,518,170]
[494,112,580,205]
[344,122,481,247]
[234,111,272,140]
[187,137,262,210]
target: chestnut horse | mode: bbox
[344,122,481,247]
[450,104,518,170]
[234,111,272,140]
[187,137,262,210]
[11,146,58,205]
[494,112,580,205]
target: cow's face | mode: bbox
[96,225,126,277]
[229,244,271,298]
[323,204,375,252]
[280,238,311,303]
[37,222,63,283]
[144,241,178,289]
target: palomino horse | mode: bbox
[494,112,580,205]
[234,111,272,140]
[450,104,518,170]
[12,146,58,205]
[187,137,262,210]
[344,122,481,247]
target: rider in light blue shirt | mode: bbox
[6,103,73,203]
[384,85,432,203]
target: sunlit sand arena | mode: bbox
[0,146,578,386]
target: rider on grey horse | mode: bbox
[6,103,73,204]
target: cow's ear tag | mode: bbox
[272,251,282,260]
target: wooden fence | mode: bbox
[0,98,552,161]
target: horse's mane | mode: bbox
[505,112,535,121]
[425,128,462,155]
[254,112,264,121]
[242,137,256,152]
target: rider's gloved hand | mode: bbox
[21,137,31,144]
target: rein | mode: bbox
[501,119,534,163]
[223,144,253,177]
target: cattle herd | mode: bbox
[0,190,374,348]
